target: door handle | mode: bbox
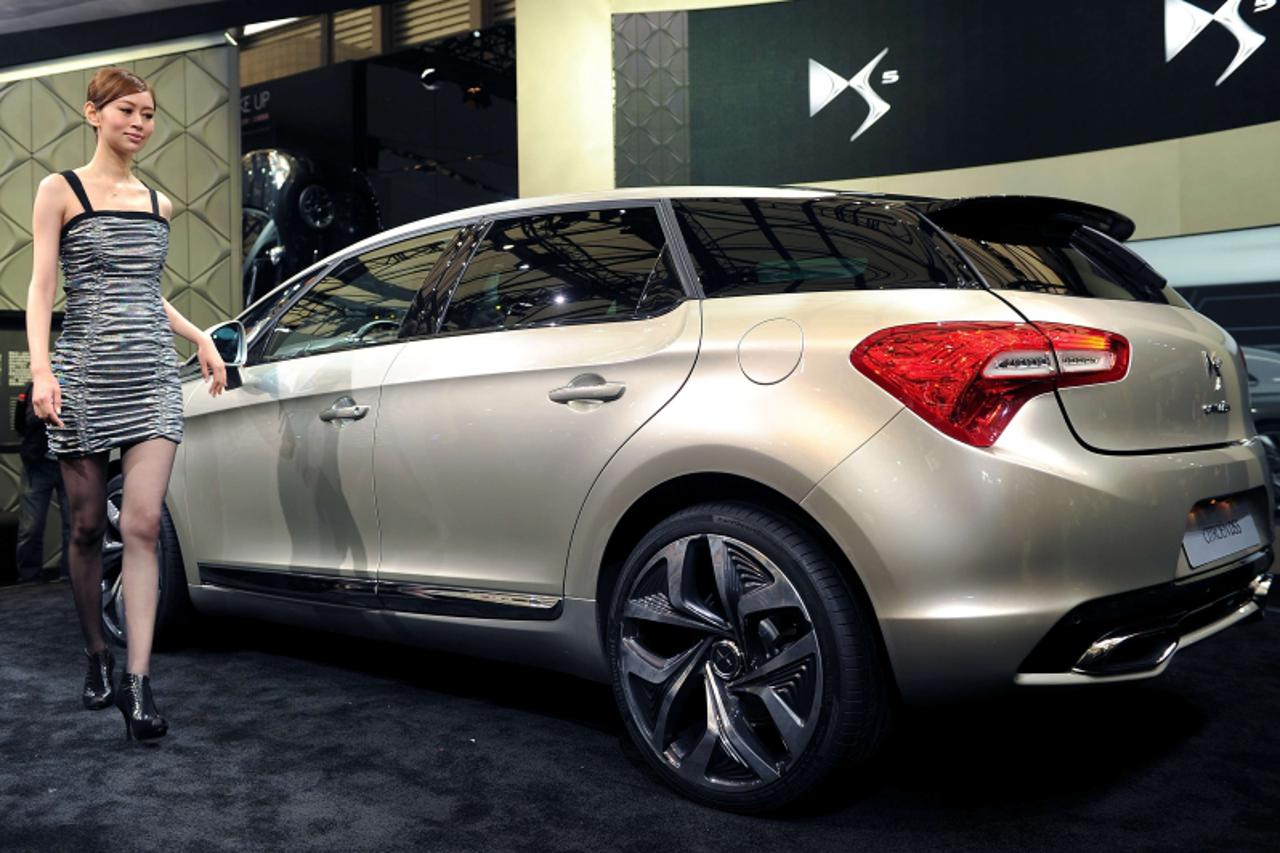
[319,396,370,422]
[548,374,626,404]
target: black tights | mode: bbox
[59,438,177,674]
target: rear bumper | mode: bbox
[1016,551,1272,685]
[801,395,1275,702]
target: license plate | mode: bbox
[1182,502,1262,569]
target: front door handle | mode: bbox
[319,396,370,422]
[548,374,626,404]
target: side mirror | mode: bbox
[208,320,247,368]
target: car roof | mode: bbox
[237,185,932,323]
[337,185,930,260]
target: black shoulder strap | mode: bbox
[148,187,159,215]
[61,170,93,213]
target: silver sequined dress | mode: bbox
[48,170,183,456]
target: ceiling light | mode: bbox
[244,17,301,37]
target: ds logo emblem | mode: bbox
[808,49,900,142]
[1164,0,1271,85]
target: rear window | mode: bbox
[949,228,1170,304]
[673,199,970,297]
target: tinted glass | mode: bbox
[673,199,967,297]
[261,228,459,362]
[242,273,313,346]
[397,227,484,340]
[950,228,1170,303]
[439,207,679,334]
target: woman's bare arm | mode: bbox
[161,298,211,347]
[25,175,67,426]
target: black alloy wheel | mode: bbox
[100,474,191,647]
[609,502,890,813]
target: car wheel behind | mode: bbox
[101,473,193,648]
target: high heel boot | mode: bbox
[82,647,115,710]
[115,673,168,741]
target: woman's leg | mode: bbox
[118,438,178,676]
[58,452,110,653]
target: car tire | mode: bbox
[101,473,193,649]
[607,501,891,813]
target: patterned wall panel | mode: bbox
[613,12,690,188]
[0,44,240,568]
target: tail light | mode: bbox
[851,322,1129,447]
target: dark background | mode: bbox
[241,28,517,233]
[235,25,516,299]
[688,0,1280,184]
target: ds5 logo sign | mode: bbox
[1165,0,1272,85]
[808,49,899,142]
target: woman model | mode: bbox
[25,67,227,741]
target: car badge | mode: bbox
[1203,351,1224,391]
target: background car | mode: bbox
[101,188,1274,813]
[1244,346,1280,443]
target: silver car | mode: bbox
[1244,346,1280,442]
[100,188,1275,812]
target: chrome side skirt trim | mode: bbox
[377,581,562,620]
[1014,599,1259,687]
[197,564,562,621]
[199,564,381,607]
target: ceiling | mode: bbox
[0,0,367,69]
[0,0,211,35]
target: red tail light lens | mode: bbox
[851,322,1129,447]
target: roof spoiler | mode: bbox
[916,196,1136,243]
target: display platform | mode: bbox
[0,582,1275,851]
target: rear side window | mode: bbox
[672,198,968,297]
[949,228,1170,303]
[439,207,681,334]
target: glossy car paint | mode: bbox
[374,300,701,596]
[180,345,397,583]
[161,187,1275,703]
[998,292,1253,451]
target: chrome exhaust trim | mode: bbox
[1250,572,1273,603]
[1015,573,1268,687]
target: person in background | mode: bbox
[13,379,70,584]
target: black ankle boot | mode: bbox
[115,673,168,741]
[82,647,115,710]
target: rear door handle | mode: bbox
[319,396,370,422]
[548,374,626,404]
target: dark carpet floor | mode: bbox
[0,582,1276,852]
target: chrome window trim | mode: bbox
[657,198,704,299]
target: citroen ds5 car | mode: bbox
[99,188,1275,812]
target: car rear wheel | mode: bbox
[101,473,192,648]
[608,502,890,813]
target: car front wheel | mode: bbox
[608,502,890,813]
